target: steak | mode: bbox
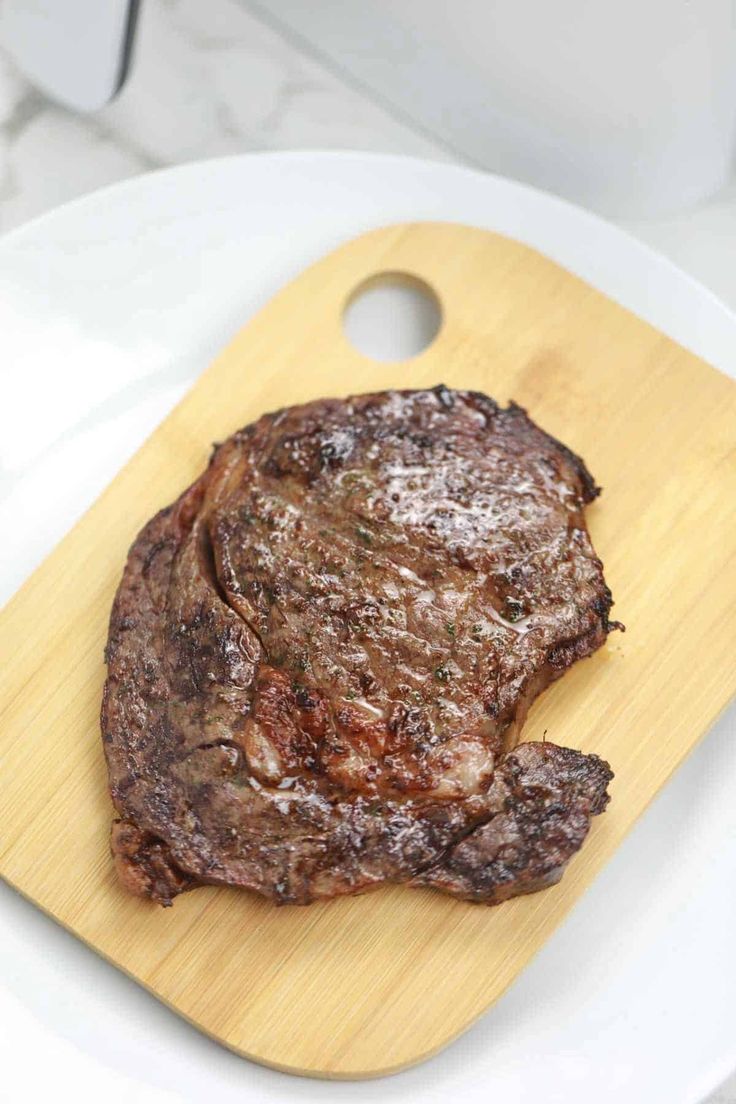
[102,386,617,906]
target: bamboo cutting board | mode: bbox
[2,223,736,1079]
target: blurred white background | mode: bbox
[0,0,736,309]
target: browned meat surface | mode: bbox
[102,386,616,906]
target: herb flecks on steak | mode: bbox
[102,387,616,906]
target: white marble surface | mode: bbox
[0,2,735,1101]
[0,0,451,232]
[0,0,735,313]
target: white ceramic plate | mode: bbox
[1,152,734,1104]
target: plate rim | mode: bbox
[1,147,733,324]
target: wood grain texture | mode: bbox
[1,223,735,1078]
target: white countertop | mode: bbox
[1,2,735,1101]
[1,0,736,317]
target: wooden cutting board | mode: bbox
[2,223,735,1079]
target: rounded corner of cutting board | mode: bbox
[1,219,735,1079]
[219,1026,454,1081]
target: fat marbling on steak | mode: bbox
[102,386,617,906]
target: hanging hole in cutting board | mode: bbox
[343,272,442,362]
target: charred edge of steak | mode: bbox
[110,820,196,906]
[412,743,613,903]
[453,389,600,504]
[503,399,601,504]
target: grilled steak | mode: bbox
[102,386,616,906]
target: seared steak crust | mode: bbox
[102,387,616,906]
